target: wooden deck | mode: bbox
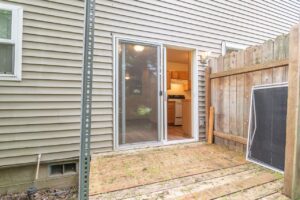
[89,143,288,200]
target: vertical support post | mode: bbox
[205,67,211,141]
[284,23,300,200]
[79,0,95,199]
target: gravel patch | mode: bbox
[0,187,77,200]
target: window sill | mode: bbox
[48,172,78,178]
[0,75,22,81]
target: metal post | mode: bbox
[78,0,95,199]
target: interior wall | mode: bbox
[167,49,191,98]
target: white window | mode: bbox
[0,3,23,81]
[221,41,247,56]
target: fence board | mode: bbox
[214,56,223,145]
[208,33,289,153]
[236,50,245,151]
[274,35,286,60]
[229,52,237,150]
[273,67,286,83]
[262,40,274,63]
[222,76,230,148]
[253,45,263,64]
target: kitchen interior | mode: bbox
[167,48,192,141]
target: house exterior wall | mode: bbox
[0,162,78,193]
[0,0,299,168]
[95,0,300,146]
[0,0,87,167]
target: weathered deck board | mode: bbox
[260,192,290,200]
[179,171,279,200]
[216,179,284,200]
[95,164,256,200]
[90,144,287,200]
[89,144,245,195]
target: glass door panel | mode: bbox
[118,40,161,145]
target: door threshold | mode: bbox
[116,138,199,151]
[164,138,198,145]
[117,141,164,151]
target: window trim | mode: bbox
[221,41,247,56]
[0,3,23,81]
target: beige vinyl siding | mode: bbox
[0,0,299,167]
[0,0,113,167]
[96,0,300,135]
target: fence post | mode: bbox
[284,23,300,200]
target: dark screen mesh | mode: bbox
[248,86,287,171]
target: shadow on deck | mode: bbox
[89,143,288,200]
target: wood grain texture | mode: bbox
[222,75,230,147]
[284,24,300,199]
[208,33,289,153]
[208,107,214,144]
[262,40,274,63]
[229,52,237,150]
[92,144,285,200]
[214,56,224,146]
[214,131,247,145]
[205,67,212,140]
[236,50,245,151]
[210,59,288,79]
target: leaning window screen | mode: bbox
[247,85,288,172]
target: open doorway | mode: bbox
[166,48,193,141]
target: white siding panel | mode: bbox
[95,0,299,143]
[0,0,113,166]
[0,0,299,167]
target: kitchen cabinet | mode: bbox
[179,71,188,80]
[171,71,188,80]
[169,71,190,91]
[167,101,175,124]
[171,71,179,79]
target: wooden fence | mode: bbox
[206,23,300,199]
[207,34,289,152]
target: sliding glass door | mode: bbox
[117,40,162,146]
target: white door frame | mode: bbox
[162,44,199,145]
[113,36,164,150]
[113,35,199,150]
